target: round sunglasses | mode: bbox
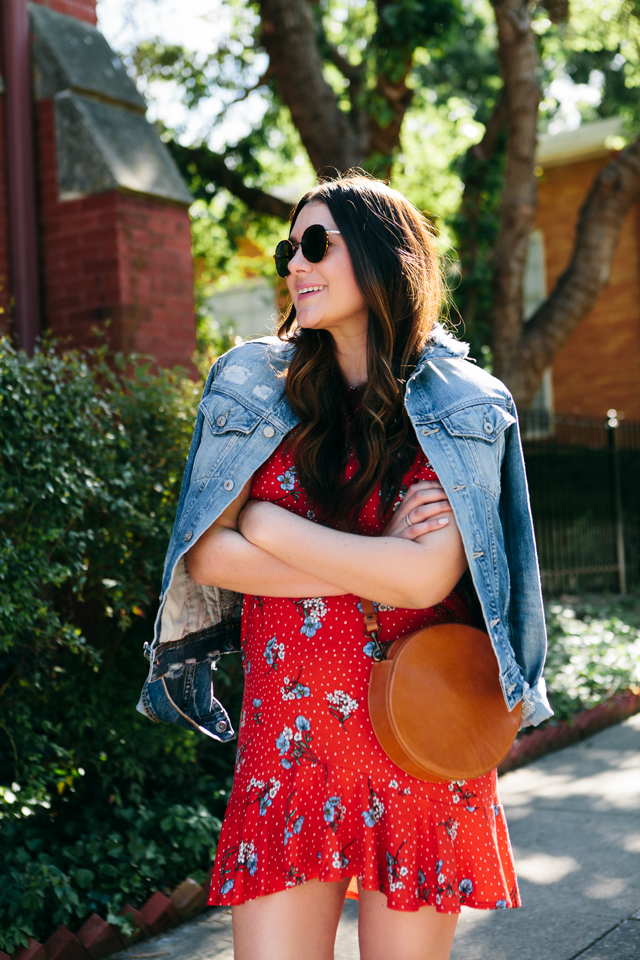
[273,224,341,278]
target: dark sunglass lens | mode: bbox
[301,224,328,263]
[274,239,293,277]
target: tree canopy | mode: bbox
[118,0,640,404]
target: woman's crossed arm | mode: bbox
[187,481,465,609]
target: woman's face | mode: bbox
[285,202,368,344]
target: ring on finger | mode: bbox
[404,514,412,528]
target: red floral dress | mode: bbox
[208,434,520,913]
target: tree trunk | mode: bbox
[258,0,367,173]
[490,0,541,389]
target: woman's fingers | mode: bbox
[405,499,453,524]
[401,515,450,541]
[383,481,453,539]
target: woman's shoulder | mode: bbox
[206,337,296,395]
[412,343,513,417]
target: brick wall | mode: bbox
[536,157,640,419]
[36,99,196,369]
[32,0,96,26]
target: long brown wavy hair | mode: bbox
[277,172,444,521]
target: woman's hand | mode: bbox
[382,481,453,541]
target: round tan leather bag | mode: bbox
[363,608,522,782]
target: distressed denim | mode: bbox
[137,326,552,741]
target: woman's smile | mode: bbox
[296,283,326,300]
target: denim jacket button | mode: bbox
[216,415,227,427]
[216,720,227,732]
[484,421,494,434]
[263,425,276,438]
[183,530,193,542]
[223,479,235,491]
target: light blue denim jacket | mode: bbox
[137,326,552,742]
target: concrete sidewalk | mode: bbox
[112,713,640,960]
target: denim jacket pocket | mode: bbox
[440,403,515,443]
[192,391,262,482]
[440,404,516,499]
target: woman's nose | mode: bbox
[288,246,311,273]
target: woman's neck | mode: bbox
[332,329,368,387]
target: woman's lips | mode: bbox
[297,285,325,300]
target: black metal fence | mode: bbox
[520,411,640,595]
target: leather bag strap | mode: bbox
[335,518,385,659]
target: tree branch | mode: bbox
[514,136,640,403]
[258,0,367,172]
[167,142,293,219]
[470,91,508,162]
[489,0,541,385]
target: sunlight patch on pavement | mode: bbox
[514,853,579,885]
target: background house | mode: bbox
[0,0,196,368]
[533,117,640,420]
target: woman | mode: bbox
[139,173,551,960]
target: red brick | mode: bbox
[43,926,88,960]
[170,878,208,921]
[139,891,179,934]
[0,951,10,960]
[13,940,46,960]
[118,905,151,946]
[76,914,124,960]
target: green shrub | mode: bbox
[0,338,242,950]
[545,593,640,722]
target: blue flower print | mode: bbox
[495,899,507,909]
[361,781,385,828]
[277,467,297,492]
[278,718,319,767]
[494,804,501,818]
[281,667,311,701]
[246,776,281,816]
[285,815,305,846]
[220,878,234,895]
[294,598,327,638]
[385,842,408,892]
[435,859,443,875]
[363,640,377,658]
[458,878,473,899]
[323,796,342,824]
[264,635,285,671]
[418,869,426,886]
[276,726,293,756]
[237,840,258,876]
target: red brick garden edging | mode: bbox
[1,876,211,960]
[498,688,640,775]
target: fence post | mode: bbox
[607,410,626,594]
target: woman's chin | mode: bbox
[295,313,326,331]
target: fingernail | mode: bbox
[438,518,449,525]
